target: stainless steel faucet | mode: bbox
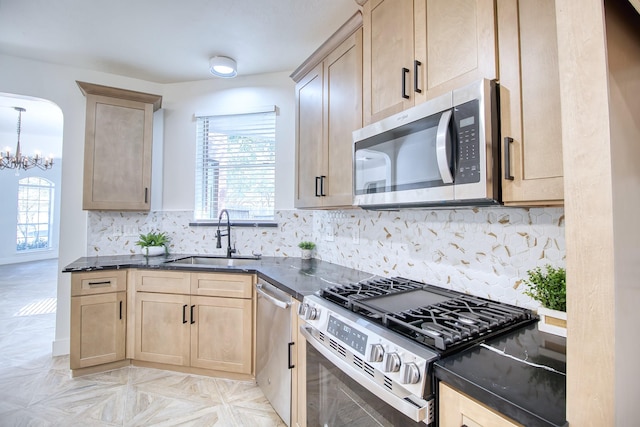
[216,209,236,258]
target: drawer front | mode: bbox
[71,270,127,296]
[191,273,254,298]
[133,270,191,294]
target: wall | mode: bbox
[0,53,163,355]
[88,206,565,309]
[160,72,295,211]
[557,0,640,424]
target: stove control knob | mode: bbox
[400,362,421,384]
[365,344,384,363]
[382,352,401,373]
[298,303,308,317]
[306,307,319,321]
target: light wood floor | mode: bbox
[0,259,285,426]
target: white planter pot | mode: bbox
[537,307,567,337]
[141,246,165,257]
[301,249,313,260]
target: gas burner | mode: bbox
[385,294,533,351]
[320,277,424,310]
[317,277,535,353]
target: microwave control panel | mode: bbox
[454,100,481,184]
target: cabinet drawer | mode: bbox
[191,273,254,298]
[133,270,191,294]
[71,270,127,296]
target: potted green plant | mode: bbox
[523,264,566,336]
[136,231,170,256]
[298,241,316,260]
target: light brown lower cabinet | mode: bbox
[70,291,126,369]
[439,382,522,427]
[132,271,254,375]
[70,270,127,371]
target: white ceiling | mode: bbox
[0,0,361,83]
[0,0,360,150]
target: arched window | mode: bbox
[16,177,54,251]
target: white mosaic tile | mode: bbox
[87,206,565,309]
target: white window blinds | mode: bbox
[195,109,276,221]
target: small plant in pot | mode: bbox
[136,231,170,257]
[298,241,316,260]
[523,264,566,336]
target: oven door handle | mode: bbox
[300,325,431,423]
[435,109,454,184]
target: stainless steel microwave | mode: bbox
[352,79,500,209]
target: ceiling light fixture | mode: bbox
[209,56,237,78]
[1,107,54,173]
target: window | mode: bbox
[16,177,54,251]
[195,109,276,221]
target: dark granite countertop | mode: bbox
[434,323,567,427]
[64,254,566,425]
[63,254,376,301]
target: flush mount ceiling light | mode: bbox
[209,56,237,78]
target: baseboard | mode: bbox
[52,338,70,356]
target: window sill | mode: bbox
[189,221,278,228]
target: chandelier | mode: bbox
[1,107,54,172]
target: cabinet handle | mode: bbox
[504,137,514,180]
[119,300,123,320]
[401,67,410,99]
[88,281,111,286]
[288,342,295,369]
[414,60,422,93]
[319,175,326,197]
[315,176,321,197]
[190,305,195,324]
[182,304,188,324]
[144,187,149,203]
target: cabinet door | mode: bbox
[134,292,190,366]
[498,0,564,206]
[190,295,253,374]
[295,63,325,208]
[363,0,415,124]
[414,0,497,103]
[83,94,153,211]
[322,28,363,207]
[439,382,522,427]
[70,292,126,369]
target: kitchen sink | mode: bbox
[164,255,261,267]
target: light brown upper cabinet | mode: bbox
[77,81,162,211]
[292,13,363,209]
[497,0,564,206]
[363,0,497,125]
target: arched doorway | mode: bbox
[0,94,63,265]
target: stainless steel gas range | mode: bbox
[298,277,535,426]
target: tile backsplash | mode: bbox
[87,207,564,309]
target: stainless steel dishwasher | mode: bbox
[256,278,293,427]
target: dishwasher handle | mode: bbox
[256,283,291,309]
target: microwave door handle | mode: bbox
[435,110,454,184]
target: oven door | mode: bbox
[302,328,430,427]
